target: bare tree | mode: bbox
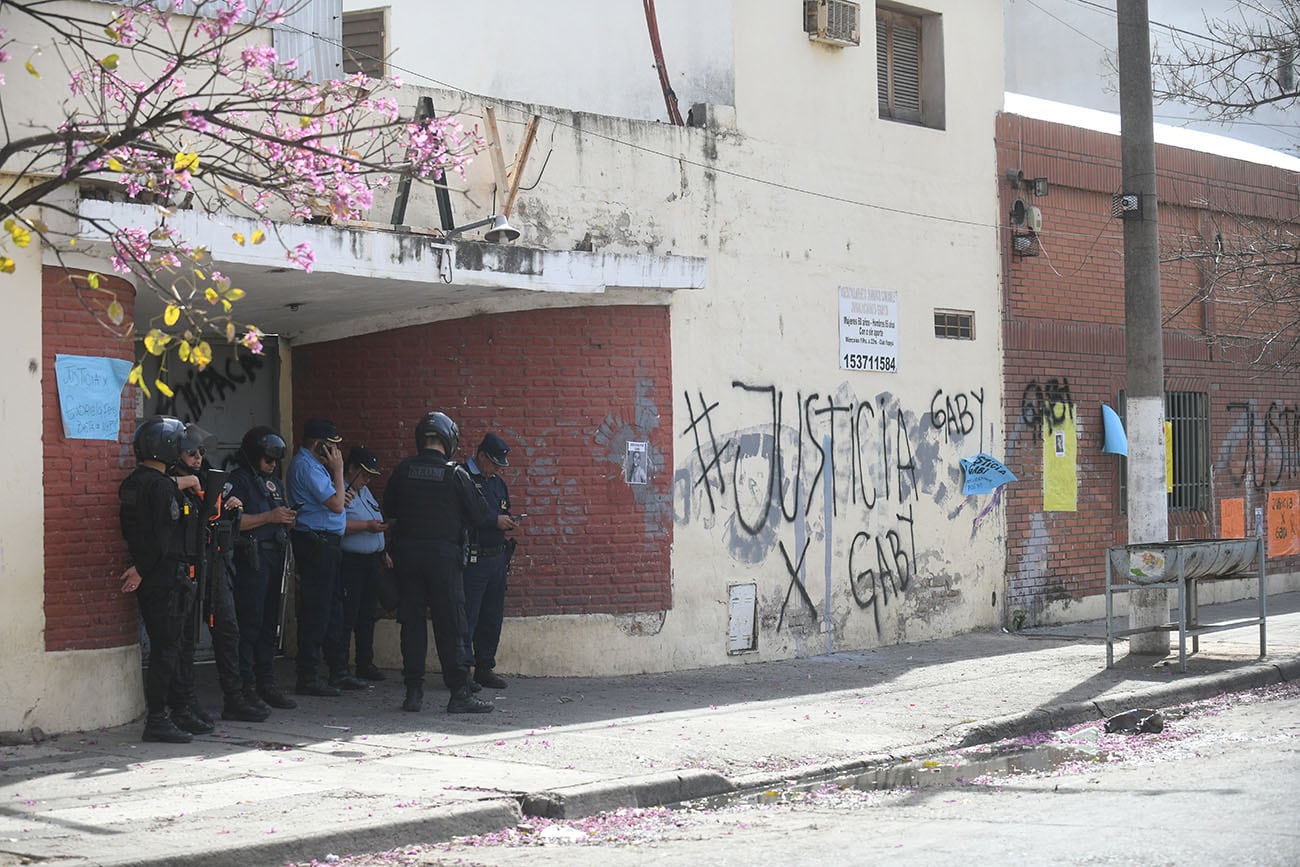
[0,0,478,392]
[1151,0,1300,121]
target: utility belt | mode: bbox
[292,528,342,548]
[473,544,506,558]
[235,537,285,572]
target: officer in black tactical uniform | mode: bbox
[118,415,198,744]
[169,424,270,726]
[384,411,494,714]
[229,426,300,712]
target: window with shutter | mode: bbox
[877,8,924,123]
[343,8,387,79]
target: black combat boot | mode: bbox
[446,686,494,714]
[142,713,193,744]
[328,671,368,691]
[170,706,216,735]
[241,688,273,715]
[355,663,386,682]
[401,685,423,712]
[256,682,297,710]
[474,669,508,690]
[187,701,215,726]
[295,677,342,697]
[222,692,271,722]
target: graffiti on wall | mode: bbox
[674,380,988,637]
[150,352,268,424]
[1019,377,1075,435]
[1223,401,1300,490]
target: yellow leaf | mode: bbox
[178,341,191,362]
[154,379,174,398]
[251,229,265,244]
[106,299,124,325]
[99,54,120,71]
[25,60,39,78]
[87,273,101,289]
[299,116,313,128]
[143,329,171,355]
[173,151,200,174]
[107,157,124,172]
[220,299,231,313]
[204,288,219,304]
[128,364,151,398]
[225,287,245,302]
[232,232,246,246]
[225,322,235,342]
[191,341,213,370]
[163,304,180,326]
[0,257,15,274]
[9,225,30,248]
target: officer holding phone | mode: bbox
[286,418,358,696]
[462,433,519,691]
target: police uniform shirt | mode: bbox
[466,456,510,549]
[118,465,185,584]
[384,449,491,544]
[287,446,346,536]
[229,463,288,543]
[341,485,385,555]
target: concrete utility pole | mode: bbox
[1117,0,1169,654]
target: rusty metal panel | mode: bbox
[1111,538,1263,584]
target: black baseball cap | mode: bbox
[478,433,510,466]
[303,418,343,442]
[348,446,380,474]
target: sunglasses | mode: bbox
[184,448,205,457]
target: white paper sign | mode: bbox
[839,286,898,373]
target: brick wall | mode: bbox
[999,114,1300,621]
[293,305,674,616]
[43,267,139,650]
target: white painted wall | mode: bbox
[342,0,735,121]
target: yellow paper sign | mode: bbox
[1043,403,1077,512]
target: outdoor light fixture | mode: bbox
[443,214,520,243]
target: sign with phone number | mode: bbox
[838,286,899,373]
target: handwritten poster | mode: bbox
[54,354,132,440]
[1219,497,1245,539]
[960,453,1017,495]
[1267,490,1299,558]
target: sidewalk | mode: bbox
[3,593,1298,867]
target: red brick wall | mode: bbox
[293,305,674,616]
[42,267,139,650]
[999,114,1300,621]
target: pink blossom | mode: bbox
[286,243,315,272]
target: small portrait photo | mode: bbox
[625,441,648,485]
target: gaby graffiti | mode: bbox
[674,380,991,638]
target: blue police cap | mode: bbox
[303,418,342,442]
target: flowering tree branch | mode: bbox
[0,0,480,393]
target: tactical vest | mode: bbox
[390,455,464,543]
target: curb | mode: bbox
[956,656,1300,748]
[521,769,734,819]
[121,799,523,867]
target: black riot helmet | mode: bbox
[414,411,458,455]
[239,425,288,466]
[132,415,186,465]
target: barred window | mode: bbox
[934,309,974,340]
[1118,390,1210,514]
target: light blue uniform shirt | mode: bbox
[341,485,385,554]
[287,447,346,535]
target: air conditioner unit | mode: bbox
[804,0,860,48]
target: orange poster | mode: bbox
[1220,498,1245,538]
[1267,490,1300,558]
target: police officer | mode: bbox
[286,418,363,696]
[463,433,519,691]
[170,425,270,725]
[118,415,198,744]
[229,426,298,712]
[340,446,389,682]
[384,411,494,714]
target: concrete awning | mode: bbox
[76,199,706,344]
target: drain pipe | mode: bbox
[643,0,684,125]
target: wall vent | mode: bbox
[804,0,861,47]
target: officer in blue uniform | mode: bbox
[286,418,364,695]
[229,426,299,711]
[118,415,197,744]
[463,433,519,691]
[384,411,494,714]
[340,446,389,682]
